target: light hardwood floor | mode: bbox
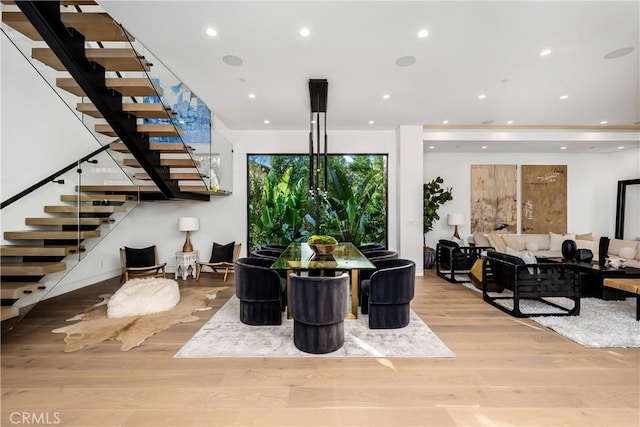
[2,270,638,427]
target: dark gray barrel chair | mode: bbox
[289,273,350,354]
[361,258,416,329]
[234,257,286,325]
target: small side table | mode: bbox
[176,251,198,280]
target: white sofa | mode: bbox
[607,238,640,269]
[470,231,640,269]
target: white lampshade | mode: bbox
[178,217,199,232]
[447,213,465,226]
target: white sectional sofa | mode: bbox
[470,231,640,269]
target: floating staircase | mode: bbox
[1,1,230,325]
[0,190,131,321]
[2,0,211,200]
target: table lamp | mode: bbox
[447,213,464,240]
[178,217,199,252]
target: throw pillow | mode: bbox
[576,239,597,252]
[576,232,593,241]
[525,241,539,252]
[619,247,637,260]
[210,241,235,263]
[472,232,491,247]
[488,232,507,252]
[125,246,156,268]
[503,235,525,251]
[549,232,575,251]
[505,246,537,273]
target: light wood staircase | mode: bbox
[1,191,132,321]
[2,0,213,200]
[1,1,230,325]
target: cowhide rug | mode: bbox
[52,286,226,352]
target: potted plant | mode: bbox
[423,177,453,268]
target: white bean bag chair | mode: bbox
[107,278,180,319]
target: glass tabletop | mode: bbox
[270,242,376,271]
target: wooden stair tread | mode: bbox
[56,77,162,97]
[1,282,46,299]
[4,230,100,240]
[77,102,173,119]
[0,245,82,257]
[123,158,197,168]
[2,11,133,42]
[96,123,184,138]
[0,306,20,322]
[109,142,193,153]
[25,217,105,226]
[44,205,126,213]
[76,185,161,193]
[76,184,228,196]
[60,194,135,202]
[135,172,203,181]
[32,47,151,72]
[1,262,67,275]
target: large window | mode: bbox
[247,154,387,250]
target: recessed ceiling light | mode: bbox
[559,94,569,100]
[478,94,486,100]
[248,93,256,99]
[428,146,435,149]
[222,55,243,66]
[617,146,625,150]
[507,120,514,124]
[206,28,217,37]
[481,146,487,149]
[560,146,567,150]
[540,49,551,56]
[368,120,375,125]
[383,94,390,100]
[442,120,449,124]
[604,47,635,59]
[311,120,316,124]
[263,120,270,124]
[600,120,608,125]
[395,56,416,67]
[300,27,310,37]
[418,29,429,38]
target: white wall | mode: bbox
[423,149,640,248]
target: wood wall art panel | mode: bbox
[470,164,517,233]
[521,165,567,234]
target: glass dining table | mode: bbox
[270,242,376,318]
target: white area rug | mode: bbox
[175,296,455,358]
[461,283,640,348]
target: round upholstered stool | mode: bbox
[289,273,349,354]
[107,277,180,319]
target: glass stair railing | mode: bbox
[1,0,232,199]
[1,146,142,332]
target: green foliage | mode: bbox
[423,177,453,234]
[249,166,310,249]
[248,155,387,250]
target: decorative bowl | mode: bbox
[309,244,337,256]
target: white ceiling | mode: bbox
[98,1,640,152]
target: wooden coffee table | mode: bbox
[603,278,640,320]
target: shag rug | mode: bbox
[175,296,455,358]
[461,282,640,348]
[52,286,226,352]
